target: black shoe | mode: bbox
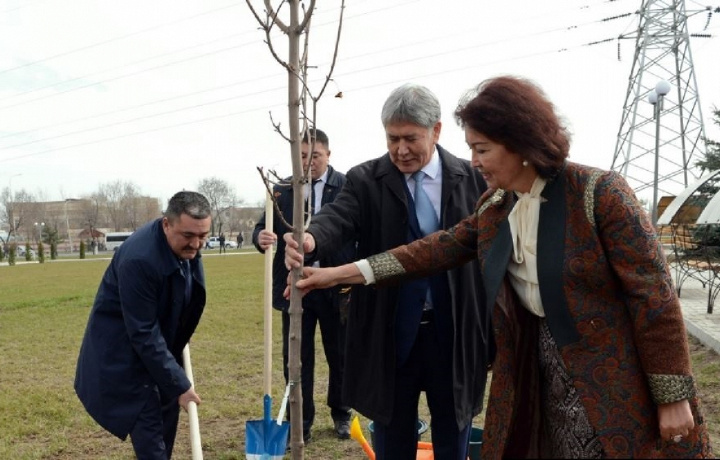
[334,420,351,440]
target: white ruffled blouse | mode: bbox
[507,176,547,317]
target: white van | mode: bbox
[105,232,133,251]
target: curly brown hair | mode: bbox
[454,76,571,179]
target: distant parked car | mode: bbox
[15,245,36,259]
[224,240,238,249]
[205,237,221,249]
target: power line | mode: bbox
[0,1,634,118]
[0,0,51,14]
[0,33,636,164]
[0,1,245,77]
[2,0,713,165]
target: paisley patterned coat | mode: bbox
[368,162,711,458]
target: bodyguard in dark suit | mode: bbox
[252,129,353,441]
[75,191,212,460]
[285,85,490,460]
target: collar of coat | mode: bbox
[483,161,582,348]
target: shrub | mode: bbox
[38,241,45,264]
[25,243,32,261]
[47,227,59,260]
[8,243,16,266]
[79,240,86,259]
[0,245,4,263]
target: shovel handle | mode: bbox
[187,401,202,460]
[183,345,203,460]
[263,188,274,396]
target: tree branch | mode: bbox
[297,0,316,31]
[264,0,290,33]
[269,112,292,142]
[314,0,345,101]
[257,167,294,232]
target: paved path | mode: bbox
[674,271,720,355]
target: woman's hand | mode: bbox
[658,399,694,443]
[283,264,366,299]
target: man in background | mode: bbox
[75,191,212,459]
[253,128,354,441]
[219,233,226,254]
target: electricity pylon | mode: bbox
[611,0,713,213]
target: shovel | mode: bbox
[182,344,203,460]
[245,190,290,459]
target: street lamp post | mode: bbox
[34,222,45,244]
[648,80,672,227]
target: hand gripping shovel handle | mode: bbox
[183,344,203,460]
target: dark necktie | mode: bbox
[311,179,321,215]
[412,171,439,236]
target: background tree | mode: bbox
[37,241,45,264]
[696,108,720,173]
[99,181,124,231]
[246,0,345,455]
[80,192,103,240]
[8,243,16,266]
[197,177,235,236]
[1,187,36,242]
[120,182,158,230]
[48,226,59,260]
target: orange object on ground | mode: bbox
[350,416,375,460]
[416,441,434,460]
[351,416,439,460]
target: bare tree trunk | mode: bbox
[286,1,306,457]
[246,1,342,457]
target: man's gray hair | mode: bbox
[380,83,441,129]
[165,191,211,221]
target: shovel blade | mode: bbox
[245,418,289,460]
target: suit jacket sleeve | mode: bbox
[309,172,362,261]
[117,258,191,398]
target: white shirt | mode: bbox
[313,170,328,214]
[507,176,547,317]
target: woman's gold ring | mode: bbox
[672,434,683,443]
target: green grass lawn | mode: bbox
[0,254,717,459]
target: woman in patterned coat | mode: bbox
[289,76,711,458]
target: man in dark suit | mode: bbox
[252,128,353,441]
[75,191,212,459]
[285,84,491,460]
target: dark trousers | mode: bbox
[373,320,471,460]
[281,290,350,434]
[130,388,180,460]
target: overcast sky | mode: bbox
[1,0,719,207]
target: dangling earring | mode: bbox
[522,160,529,167]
